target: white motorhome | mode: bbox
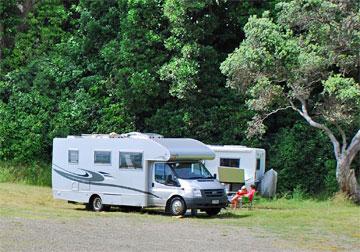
[204,145,266,191]
[52,132,227,216]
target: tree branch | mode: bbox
[289,100,302,114]
[334,122,347,153]
[296,97,341,160]
[347,129,360,164]
[262,106,293,121]
[246,106,293,138]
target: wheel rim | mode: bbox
[93,197,102,211]
[172,199,184,215]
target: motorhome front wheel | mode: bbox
[169,197,186,216]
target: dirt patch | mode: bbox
[0,214,316,252]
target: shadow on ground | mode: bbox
[72,205,253,219]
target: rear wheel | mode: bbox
[205,208,221,216]
[91,195,103,212]
[169,197,187,216]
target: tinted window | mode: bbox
[119,152,143,169]
[68,150,79,164]
[220,158,240,168]
[94,151,111,164]
[155,163,165,184]
[256,158,261,170]
[171,162,212,179]
[155,163,177,185]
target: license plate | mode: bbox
[212,200,219,204]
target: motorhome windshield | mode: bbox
[168,162,213,179]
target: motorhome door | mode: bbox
[149,163,179,206]
[255,152,265,181]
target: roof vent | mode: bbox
[81,134,110,138]
[119,132,164,139]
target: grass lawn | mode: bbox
[216,198,360,250]
[0,182,359,251]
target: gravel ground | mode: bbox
[0,214,314,252]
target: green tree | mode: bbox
[148,0,278,144]
[0,0,20,63]
[221,0,360,202]
[1,0,288,182]
[0,0,77,160]
[1,0,70,72]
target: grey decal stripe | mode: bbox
[89,181,160,198]
[98,171,113,177]
[53,164,160,199]
[54,169,105,182]
[53,164,104,182]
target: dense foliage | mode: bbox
[221,0,360,200]
[1,0,358,196]
[268,122,338,195]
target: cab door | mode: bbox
[149,163,179,207]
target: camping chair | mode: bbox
[238,192,258,210]
[238,196,253,210]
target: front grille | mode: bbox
[202,189,224,198]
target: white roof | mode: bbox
[154,138,215,161]
[65,132,215,161]
[207,145,264,153]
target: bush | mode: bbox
[324,160,339,196]
[291,185,308,201]
[267,122,335,196]
[0,161,51,186]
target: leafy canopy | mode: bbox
[221,0,360,138]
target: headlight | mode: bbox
[192,188,202,197]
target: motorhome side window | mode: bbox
[119,152,143,169]
[94,151,111,164]
[68,150,79,164]
[220,158,240,168]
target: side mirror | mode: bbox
[166,174,174,185]
[213,174,217,179]
[166,174,173,182]
[166,174,180,187]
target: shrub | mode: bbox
[0,161,51,186]
[267,122,335,196]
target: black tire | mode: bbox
[169,197,187,216]
[205,208,221,216]
[91,195,103,212]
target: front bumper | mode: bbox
[183,196,228,209]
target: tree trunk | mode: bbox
[337,156,360,203]
[17,0,36,32]
[296,100,360,203]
